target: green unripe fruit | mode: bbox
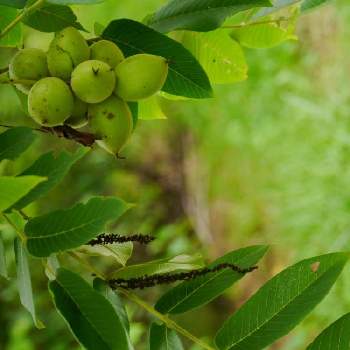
[28,77,74,126]
[47,26,90,80]
[89,96,133,155]
[65,98,88,128]
[114,54,168,101]
[71,60,116,103]
[9,48,49,94]
[90,40,124,68]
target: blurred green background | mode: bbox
[1,0,350,349]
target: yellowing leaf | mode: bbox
[181,30,248,85]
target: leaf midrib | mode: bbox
[222,260,341,350]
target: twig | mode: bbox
[109,263,258,289]
[88,233,155,246]
[0,124,98,147]
[119,288,215,350]
[0,0,46,40]
[2,213,26,242]
[221,17,290,29]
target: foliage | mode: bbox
[0,0,347,349]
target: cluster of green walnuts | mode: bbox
[9,27,169,155]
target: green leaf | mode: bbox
[301,0,328,11]
[139,96,166,120]
[306,313,350,350]
[128,102,138,130]
[146,0,271,33]
[102,19,212,99]
[14,238,44,328]
[0,127,36,162]
[149,323,183,350]
[25,196,130,257]
[93,278,130,334]
[45,254,60,280]
[47,0,104,4]
[23,4,84,32]
[0,6,22,47]
[112,254,204,279]
[181,30,247,85]
[230,23,296,49]
[0,0,26,9]
[9,148,87,211]
[49,268,131,350]
[0,234,8,279]
[215,253,349,350]
[0,176,46,212]
[156,245,268,315]
[254,0,298,19]
[78,242,133,266]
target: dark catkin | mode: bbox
[108,263,258,290]
[88,233,155,246]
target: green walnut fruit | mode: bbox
[28,77,74,126]
[9,48,49,94]
[90,40,124,68]
[65,97,88,128]
[114,54,168,101]
[47,26,90,80]
[89,96,133,155]
[71,60,115,103]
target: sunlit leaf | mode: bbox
[215,253,349,350]
[0,176,46,212]
[112,254,204,279]
[14,238,44,328]
[231,23,296,49]
[49,268,131,350]
[78,242,133,266]
[181,30,247,84]
[139,96,166,120]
